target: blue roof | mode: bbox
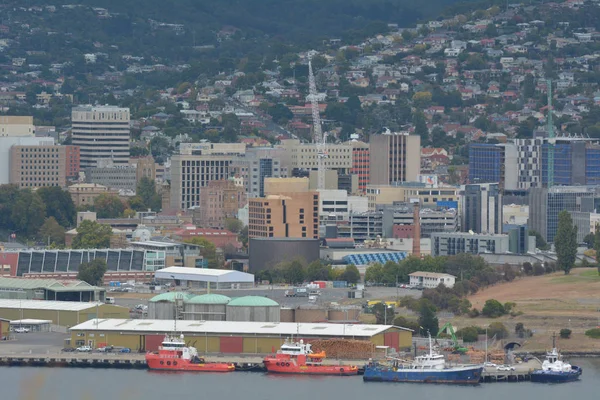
[342,252,408,265]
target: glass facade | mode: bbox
[586,147,600,186]
[468,144,502,184]
[541,144,572,186]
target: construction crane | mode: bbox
[437,322,468,354]
[307,54,327,190]
[547,79,555,188]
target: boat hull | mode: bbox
[531,367,582,383]
[146,354,235,372]
[363,365,483,384]
[263,358,358,376]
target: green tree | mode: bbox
[77,259,107,286]
[340,264,360,284]
[38,217,66,246]
[373,302,395,325]
[72,220,112,249]
[224,218,244,233]
[306,260,330,281]
[93,194,125,218]
[137,177,162,211]
[529,230,550,251]
[267,104,294,124]
[128,196,146,211]
[487,322,508,339]
[284,259,306,284]
[482,299,505,318]
[393,316,420,332]
[365,262,384,283]
[594,224,600,261]
[555,210,578,275]
[522,73,535,99]
[412,91,432,109]
[413,111,429,143]
[418,298,439,336]
[9,189,47,237]
[37,186,76,227]
[185,237,219,268]
[456,326,479,342]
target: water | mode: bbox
[2,358,600,400]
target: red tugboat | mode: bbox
[263,340,358,376]
[146,334,235,372]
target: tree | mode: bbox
[267,104,293,124]
[37,186,76,227]
[529,230,550,251]
[77,259,107,286]
[93,194,125,218]
[482,299,505,318]
[39,217,66,246]
[393,316,420,332]
[365,262,384,284]
[413,111,429,143]
[522,73,535,99]
[185,237,219,269]
[594,223,600,260]
[137,177,162,211]
[487,322,508,339]
[418,299,439,336]
[283,259,306,284]
[128,195,146,211]
[72,220,112,249]
[583,232,595,249]
[224,218,244,233]
[456,326,479,342]
[306,260,330,281]
[412,91,432,109]
[554,210,578,275]
[9,189,47,238]
[373,302,395,325]
[340,264,360,284]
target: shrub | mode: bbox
[482,299,506,318]
[560,328,572,339]
[504,302,516,314]
[468,308,480,318]
[523,262,533,275]
[456,326,480,343]
[585,328,600,339]
[488,322,509,339]
[393,316,420,332]
[533,262,545,276]
[515,323,524,335]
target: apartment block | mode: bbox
[460,183,503,235]
[9,145,79,188]
[197,179,246,229]
[72,105,130,168]
[369,131,420,185]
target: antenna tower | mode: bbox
[308,54,327,190]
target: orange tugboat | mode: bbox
[146,334,235,372]
[263,340,358,376]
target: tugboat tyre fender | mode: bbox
[340,368,344,373]
[286,362,290,367]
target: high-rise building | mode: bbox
[0,116,34,137]
[248,178,319,239]
[460,183,503,234]
[85,159,137,191]
[9,145,78,188]
[468,143,518,190]
[197,179,246,229]
[230,148,284,198]
[72,105,130,168]
[0,136,54,184]
[369,131,420,185]
[528,186,597,243]
[348,140,370,193]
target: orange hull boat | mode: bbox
[264,341,358,376]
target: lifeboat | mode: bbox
[146,334,235,372]
[263,340,358,376]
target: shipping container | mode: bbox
[313,281,327,289]
[333,281,348,288]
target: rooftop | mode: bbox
[154,267,254,283]
[0,299,105,312]
[186,294,231,305]
[70,319,410,337]
[0,277,102,292]
[228,296,278,307]
[409,272,456,279]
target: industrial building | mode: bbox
[10,319,52,332]
[0,299,129,327]
[0,317,9,339]
[147,292,279,323]
[0,277,105,302]
[154,267,254,289]
[68,319,412,353]
[249,238,320,271]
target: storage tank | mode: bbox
[183,294,230,321]
[147,292,191,320]
[226,296,280,322]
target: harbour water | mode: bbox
[2,358,600,400]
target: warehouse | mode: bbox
[68,319,412,353]
[10,319,52,332]
[0,299,129,328]
[0,277,105,302]
[154,266,254,289]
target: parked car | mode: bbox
[96,345,114,353]
[62,347,75,352]
[76,345,92,352]
[13,327,30,333]
[496,365,515,371]
[119,347,131,353]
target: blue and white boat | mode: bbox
[363,335,483,384]
[531,338,582,383]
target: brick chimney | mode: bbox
[412,202,421,257]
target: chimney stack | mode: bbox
[412,202,421,257]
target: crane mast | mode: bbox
[547,79,554,188]
[308,55,326,190]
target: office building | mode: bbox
[431,232,510,256]
[468,143,518,190]
[460,183,503,234]
[196,179,246,229]
[0,136,55,184]
[9,145,79,189]
[248,178,319,239]
[366,183,460,211]
[68,183,119,207]
[85,159,137,191]
[231,148,284,198]
[72,105,130,168]
[528,186,597,243]
[369,131,420,185]
[337,212,383,242]
[318,189,368,224]
[348,140,370,193]
[0,116,34,137]
[382,205,459,238]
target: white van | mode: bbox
[105,297,115,304]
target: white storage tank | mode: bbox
[226,296,280,322]
[147,292,191,320]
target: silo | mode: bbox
[147,292,191,320]
[183,294,230,321]
[226,296,280,322]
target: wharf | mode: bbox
[480,359,542,382]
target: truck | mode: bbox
[285,288,309,297]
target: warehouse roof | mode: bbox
[0,299,104,312]
[154,267,254,283]
[70,319,411,336]
[228,296,278,307]
[0,277,102,292]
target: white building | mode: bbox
[154,266,254,289]
[409,272,456,288]
[318,189,369,223]
[0,116,35,137]
[72,105,131,168]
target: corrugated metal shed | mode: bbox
[0,277,100,291]
[155,267,254,283]
[70,319,411,336]
[0,299,103,311]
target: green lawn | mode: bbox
[550,268,600,284]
